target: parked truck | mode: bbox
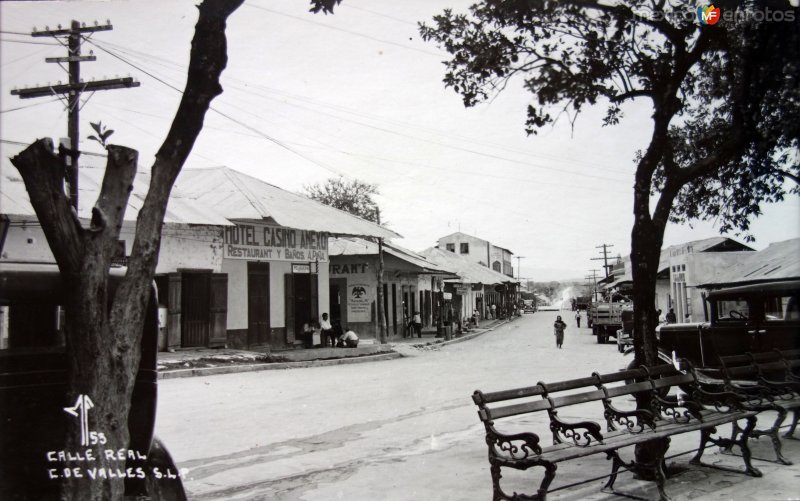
[574,295,592,311]
[589,300,633,344]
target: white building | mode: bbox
[419,247,519,323]
[602,237,755,322]
[435,232,515,278]
[1,144,397,351]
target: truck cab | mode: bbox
[0,262,186,500]
[656,280,800,370]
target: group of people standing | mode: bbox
[302,312,359,349]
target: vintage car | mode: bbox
[656,279,800,372]
[0,263,186,500]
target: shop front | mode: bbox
[222,221,330,350]
[328,238,457,340]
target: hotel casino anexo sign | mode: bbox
[224,223,328,262]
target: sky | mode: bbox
[2,0,799,282]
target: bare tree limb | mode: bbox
[10,138,82,272]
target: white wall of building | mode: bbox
[1,217,222,274]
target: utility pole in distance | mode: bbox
[591,243,615,278]
[10,20,140,210]
[585,269,600,301]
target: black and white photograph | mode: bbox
[1,1,799,500]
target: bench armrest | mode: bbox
[603,400,656,433]
[485,423,543,460]
[548,411,604,446]
[723,381,778,405]
[758,378,800,398]
[691,387,746,413]
[652,394,704,423]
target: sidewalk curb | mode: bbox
[409,319,512,348]
[157,319,514,380]
[158,352,402,380]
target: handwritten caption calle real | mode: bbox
[46,447,188,480]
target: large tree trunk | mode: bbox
[629,147,678,476]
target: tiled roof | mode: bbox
[2,145,231,225]
[329,237,456,275]
[418,247,518,285]
[173,167,399,239]
[3,142,399,238]
[698,238,800,287]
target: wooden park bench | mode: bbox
[714,350,800,464]
[472,362,768,501]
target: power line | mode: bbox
[0,97,61,114]
[76,37,632,196]
[85,38,634,177]
[83,37,345,178]
[340,5,419,26]
[245,2,443,57]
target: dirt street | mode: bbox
[155,311,795,500]
[155,311,619,499]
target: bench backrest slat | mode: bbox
[604,380,652,398]
[595,368,646,385]
[478,385,546,404]
[482,399,551,421]
[747,352,781,364]
[550,389,606,408]
[724,365,759,378]
[642,364,681,378]
[651,373,694,389]
[720,354,753,367]
[543,376,602,393]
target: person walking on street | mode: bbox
[575,311,581,328]
[554,315,567,349]
[490,303,496,320]
[665,308,677,324]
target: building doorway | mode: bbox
[247,262,270,347]
[181,271,210,347]
[329,278,347,328]
[285,269,318,345]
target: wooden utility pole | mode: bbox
[591,243,615,278]
[10,20,140,210]
[586,269,600,301]
[375,209,387,344]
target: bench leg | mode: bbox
[783,409,799,439]
[655,455,672,501]
[489,460,556,501]
[756,406,791,465]
[738,416,763,477]
[602,451,625,492]
[691,421,762,477]
[690,427,713,465]
[724,421,742,453]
